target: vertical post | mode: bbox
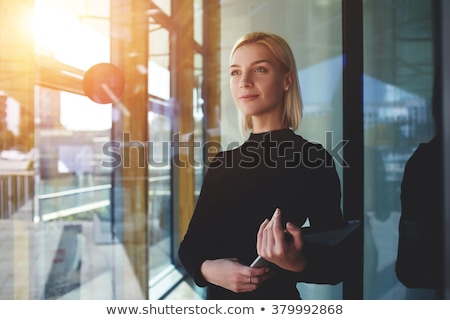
[203,0,221,166]
[110,0,149,299]
[170,0,195,246]
[441,0,450,300]
[342,0,364,300]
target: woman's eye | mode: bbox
[255,67,266,73]
[230,70,240,76]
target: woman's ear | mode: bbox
[284,71,293,90]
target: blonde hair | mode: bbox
[230,31,303,134]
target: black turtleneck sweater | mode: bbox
[178,129,346,299]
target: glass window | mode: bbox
[34,0,119,300]
[148,17,173,298]
[363,0,439,299]
[219,0,343,300]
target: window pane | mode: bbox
[220,0,343,300]
[363,0,439,299]
[148,23,172,293]
[148,111,172,276]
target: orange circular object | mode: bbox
[83,63,125,104]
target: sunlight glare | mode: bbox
[34,1,109,70]
[34,0,112,131]
[60,92,112,131]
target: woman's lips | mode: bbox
[239,94,259,101]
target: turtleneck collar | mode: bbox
[247,128,294,142]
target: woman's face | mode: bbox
[229,43,291,120]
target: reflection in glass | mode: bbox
[363,0,437,299]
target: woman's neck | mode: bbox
[252,114,288,133]
[251,119,287,134]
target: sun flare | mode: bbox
[34,0,109,70]
[34,0,112,131]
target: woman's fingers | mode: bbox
[257,218,269,254]
[259,208,285,258]
[257,209,306,272]
[286,221,303,248]
[270,208,286,248]
[203,258,274,293]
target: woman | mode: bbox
[178,31,346,299]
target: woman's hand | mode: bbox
[200,258,274,293]
[257,208,306,273]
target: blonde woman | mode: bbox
[179,32,346,299]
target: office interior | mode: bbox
[0,0,449,300]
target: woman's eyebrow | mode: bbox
[229,60,272,69]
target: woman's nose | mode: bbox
[239,74,253,88]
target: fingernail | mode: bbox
[274,208,280,216]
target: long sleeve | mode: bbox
[178,152,230,287]
[296,144,348,284]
